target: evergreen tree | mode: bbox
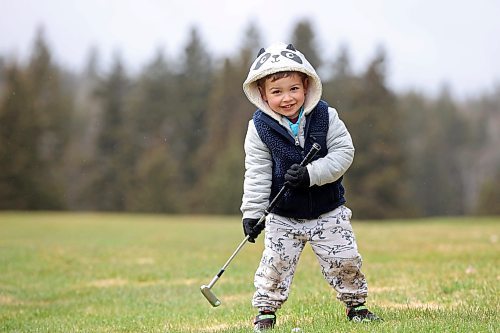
[175,26,214,205]
[86,55,132,211]
[323,45,358,111]
[237,22,262,66]
[193,58,246,213]
[30,29,70,208]
[331,45,353,79]
[397,91,429,216]
[130,143,182,212]
[476,169,500,215]
[65,48,103,210]
[342,48,411,218]
[28,28,72,166]
[130,50,175,141]
[75,47,102,157]
[290,20,322,70]
[0,28,73,209]
[0,64,47,209]
[192,23,263,214]
[463,87,500,214]
[198,133,245,213]
[419,88,467,215]
[126,49,182,212]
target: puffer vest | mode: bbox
[253,100,346,219]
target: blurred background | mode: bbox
[0,0,499,218]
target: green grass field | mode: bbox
[0,212,498,332]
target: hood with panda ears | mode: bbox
[243,42,322,122]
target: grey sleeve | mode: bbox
[240,120,273,219]
[307,107,355,186]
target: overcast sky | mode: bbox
[1,0,499,98]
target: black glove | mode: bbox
[242,218,265,243]
[284,164,310,189]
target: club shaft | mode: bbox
[208,234,250,288]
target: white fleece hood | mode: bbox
[243,42,322,122]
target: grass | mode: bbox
[0,212,498,332]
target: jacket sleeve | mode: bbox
[240,120,273,219]
[307,107,355,186]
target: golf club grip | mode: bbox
[265,143,321,215]
[300,142,322,167]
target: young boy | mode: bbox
[241,42,381,331]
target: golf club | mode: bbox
[201,143,321,307]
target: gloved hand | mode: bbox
[284,164,310,189]
[242,218,265,243]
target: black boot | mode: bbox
[253,311,276,332]
[347,304,382,322]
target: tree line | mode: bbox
[0,21,499,218]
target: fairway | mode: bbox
[0,212,498,332]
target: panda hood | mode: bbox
[243,42,322,122]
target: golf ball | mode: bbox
[291,328,301,332]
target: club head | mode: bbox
[200,285,221,307]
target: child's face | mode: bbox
[259,73,308,119]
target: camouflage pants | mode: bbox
[252,206,368,312]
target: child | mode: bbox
[240,42,381,331]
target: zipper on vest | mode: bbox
[294,135,300,146]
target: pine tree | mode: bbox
[0,28,73,209]
[193,58,245,213]
[125,49,182,212]
[28,28,72,169]
[397,91,428,216]
[237,22,262,66]
[476,169,500,215]
[342,48,411,218]
[323,45,358,111]
[192,24,263,214]
[87,55,132,211]
[418,87,467,215]
[290,20,322,70]
[175,26,214,204]
[0,64,44,208]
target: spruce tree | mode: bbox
[290,20,322,70]
[343,48,411,218]
[88,55,132,211]
[175,27,213,208]
[126,50,182,212]
[0,64,44,209]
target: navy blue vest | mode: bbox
[253,100,346,219]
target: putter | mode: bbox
[201,143,321,307]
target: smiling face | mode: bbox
[258,72,309,119]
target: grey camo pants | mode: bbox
[252,206,368,312]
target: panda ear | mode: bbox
[286,44,296,51]
[257,48,266,57]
